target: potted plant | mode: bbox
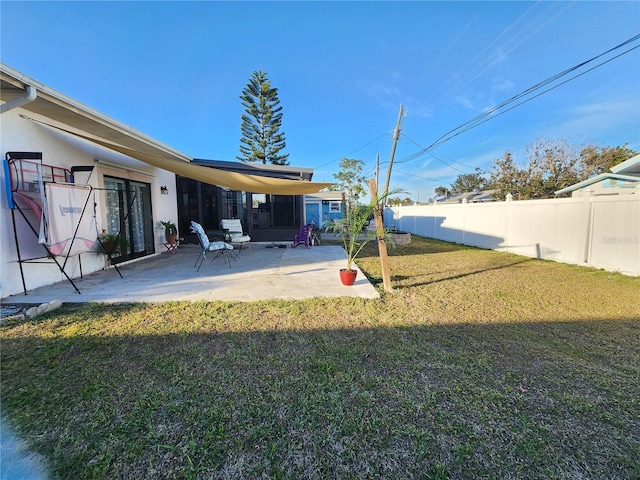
[96,231,129,256]
[160,220,178,244]
[325,204,377,286]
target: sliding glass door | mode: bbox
[104,176,154,261]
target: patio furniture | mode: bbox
[163,237,182,254]
[190,221,234,271]
[292,223,313,248]
[220,219,251,254]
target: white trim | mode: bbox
[94,158,155,177]
[555,173,640,195]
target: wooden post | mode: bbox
[382,104,403,198]
[370,178,392,292]
[372,104,403,293]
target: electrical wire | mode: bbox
[398,34,640,165]
[394,168,448,182]
[400,133,469,172]
[313,132,391,169]
[425,45,640,152]
[426,2,574,109]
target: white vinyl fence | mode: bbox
[385,195,640,276]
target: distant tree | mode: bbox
[434,186,450,198]
[450,168,489,194]
[238,70,289,165]
[525,137,580,197]
[489,151,531,200]
[388,196,414,206]
[447,138,636,201]
[578,144,638,179]
[332,158,367,208]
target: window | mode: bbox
[329,201,342,212]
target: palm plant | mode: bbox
[160,220,177,236]
[96,232,129,256]
[325,204,376,272]
[160,220,178,243]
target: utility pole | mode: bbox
[382,104,404,198]
[372,104,404,293]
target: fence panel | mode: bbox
[506,198,589,263]
[386,195,639,276]
[589,196,639,275]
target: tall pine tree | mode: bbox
[238,70,289,165]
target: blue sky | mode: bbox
[2,1,639,201]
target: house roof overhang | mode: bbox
[193,159,314,181]
[1,63,333,194]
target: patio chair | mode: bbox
[220,218,251,254]
[190,221,234,271]
[292,223,313,248]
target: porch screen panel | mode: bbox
[272,195,295,227]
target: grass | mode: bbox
[1,236,639,479]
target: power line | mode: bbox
[394,168,449,182]
[400,133,469,173]
[399,34,640,165]
[426,2,574,109]
[313,132,391,169]
[427,45,640,153]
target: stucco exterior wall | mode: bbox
[1,109,179,298]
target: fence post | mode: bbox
[505,194,513,251]
[582,195,593,265]
[461,198,467,244]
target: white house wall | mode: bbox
[1,108,179,298]
[386,195,640,276]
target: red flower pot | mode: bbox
[340,268,358,286]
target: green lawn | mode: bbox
[2,236,639,479]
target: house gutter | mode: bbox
[0,84,37,114]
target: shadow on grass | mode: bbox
[391,257,534,289]
[358,235,476,260]
[2,310,639,480]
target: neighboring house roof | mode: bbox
[304,191,345,201]
[555,154,640,196]
[555,173,640,195]
[436,189,496,204]
[611,153,640,175]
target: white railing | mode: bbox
[385,195,640,276]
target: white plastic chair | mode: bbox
[220,219,251,254]
[190,221,234,271]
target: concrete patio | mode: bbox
[2,243,379,305]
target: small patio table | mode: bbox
[163,237,182,254]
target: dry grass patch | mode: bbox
[2,236,639,479]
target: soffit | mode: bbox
[1,68,191,163]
